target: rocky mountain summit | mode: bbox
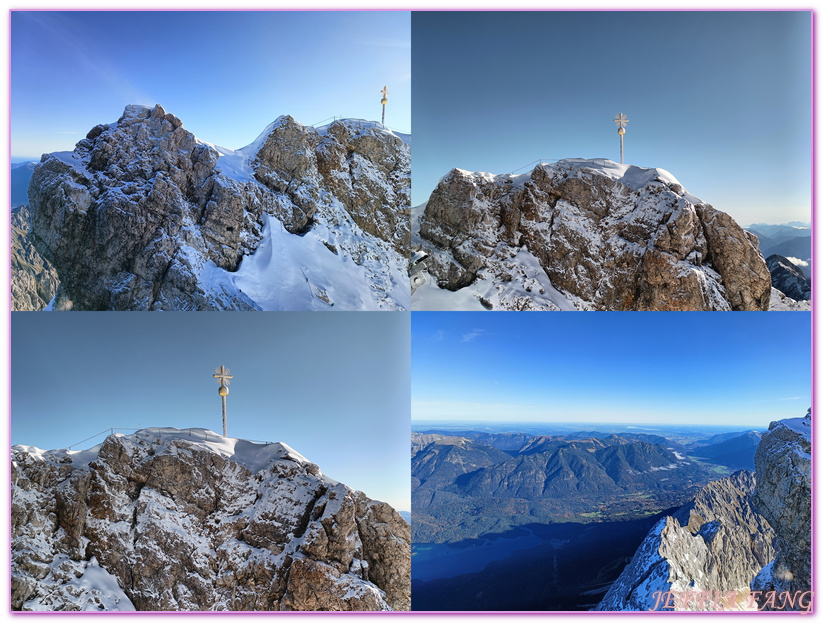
[751,413,811,606]
[26,104,410,311]
[597,413,811,611]
[414,159,772,311]
[11,428,410,611]
[765,254,811,302]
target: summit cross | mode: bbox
[613,113,629,164]
[213,366,233,387]
[213,366,232,437]
[380,86,389,126]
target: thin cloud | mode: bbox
[786,257,809,268]
[461,329,484,342]
[432,330,446,342]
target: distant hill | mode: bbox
[11,161,37,208]
[747,223,811,279]
[687,430,763,471]
[412,431,718,543]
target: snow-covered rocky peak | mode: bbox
[11,427,410,611]
[415,158,771,311]
[598,412,812,611]
[765,254,811,302]
[597,470,775,611]
[27,104,410,311]
[751,412,811,605]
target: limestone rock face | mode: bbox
[751,414,811,604]
[417,159,771,311]
[11,428,410,611]
[28,105,410,311]
[11,205,60,311]
[597,471,776,611]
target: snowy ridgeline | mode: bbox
[14,427,312,474]
[413,158,799,312]
[11,427,410,611]
[30,106,411,312]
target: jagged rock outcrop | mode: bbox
[11,428,410,611]
[596,471,776,611]
[28,104,410,311]
[416,159,771,311]
[11,205,60,311]
[751,413,811,605]
[765,254,811,301]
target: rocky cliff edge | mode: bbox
[11,427,410,611]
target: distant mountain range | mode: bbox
[746,222,811,279]
[10,161,37,208]
[411,429,761,544]
[411,426,771,611]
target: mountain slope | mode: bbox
[411,433,716,544]
[596,471,775,611]
[11,205,59,311]
[688,430,762,471]
[11,161,37,208]
[751,414,811,606]
[11,428,410,611]
[27,104,410,311]
[413,159,771,311]
[765,254,811,301]
[598,413,811,611]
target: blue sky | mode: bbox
[411,11,811,226]
[11,312,411,512]
[11,11,410,158]
[412,312,811,429]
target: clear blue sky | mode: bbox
[412,312,811,429]
[11,11,410,158]
[411,11,811,226]
[11,312,411,512]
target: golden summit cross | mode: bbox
[213,366,232,437]
[213,366,232,387]
[613,113,629,164]
[381,86,389,126]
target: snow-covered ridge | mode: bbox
[415,157,772,311]
[12,425,410,611]
[209,116,409,183]
[13,427,312,474]
[27,105,410,311]
[450,158,698,199]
